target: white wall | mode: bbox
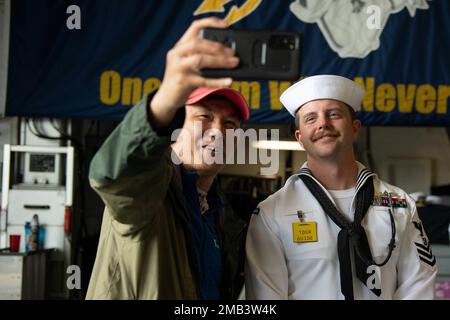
[221,125,450,196]
[357,127,450,194]
[0,117,19,173]
[0,0,11,117]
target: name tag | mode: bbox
[292,222,318,243]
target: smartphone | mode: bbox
[199,28,302,81]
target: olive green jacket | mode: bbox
[86,95,246,300]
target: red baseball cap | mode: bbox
[186,87,250,121]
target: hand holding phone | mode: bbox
[200,28,302,81]
[150,18,238,128]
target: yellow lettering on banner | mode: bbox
[268,81,292,110]
[396,84,416,113]
[194,0,232,15]
[122,77,142,105]
[143,78,161,96]
[224,0,262,25]
[231,81,260,109]
[354,77,374,112]
[100,71,121,105]
[99,71,449,118]
[376,83,396,112]
[416,84,436,114]
[437,85,450,114]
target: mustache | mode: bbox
[312,131,340,142]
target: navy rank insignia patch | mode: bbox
[372,191,407,208]
[412,220,436,267]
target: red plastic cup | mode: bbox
[9,234,20,252]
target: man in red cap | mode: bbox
[86,17,249,300]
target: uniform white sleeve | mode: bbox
[245,207,289,299]
[394,205,438,299]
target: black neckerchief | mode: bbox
[297,167,395,299]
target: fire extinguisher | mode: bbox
[64,206,71,235]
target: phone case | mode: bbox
[200,28,302,81]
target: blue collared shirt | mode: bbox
[181,170,223,300]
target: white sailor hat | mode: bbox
[280,75,365,117]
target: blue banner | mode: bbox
[6,0,450,126]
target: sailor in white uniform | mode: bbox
[245,75,437,300]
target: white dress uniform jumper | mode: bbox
[246,75,437,300]
[245,162,437,300]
